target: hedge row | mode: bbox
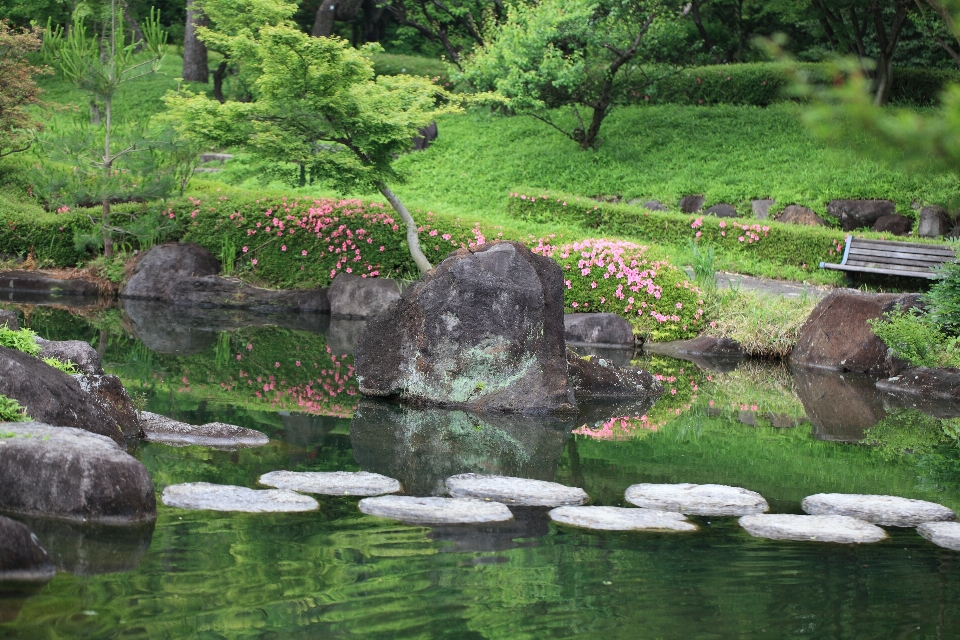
[506,188,947,274]
[625,63,960,107]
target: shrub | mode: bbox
[0,393,29,422]
[531,238,705,341]
[925,260,960,337]
[868,309,960,369]
[0,325,40,355]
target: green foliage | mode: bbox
[0,325,40,356]
[689,239,716,291]
[0,393,30,422]
[219,235,237,277]
[42,356,78,374]
[90,253,129,283]
[706,289,816,358]
[868,308,960,368]
[925,259,960,336]
[533,237,705,341]
[372,54,454,87]
[864,409,954,458]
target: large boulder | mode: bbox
[776,205,825,226]
[565,349,662,402]
[0,516,55,582]
[74,374,143,439]
[679,195,705,213]
[752,199,775,220]
[0,346,125,444]
[121,243,328,312]
[917,205,952,238]
[705,203,737,218]
[827,199,896,231]
[0,423,156,523]
[356,241,575,413]
[35,338,103,375]
[789,289,921,376]
[564,312,634,346]
[871,213,913,236]
[328,273,402,319]
[876,367,960,403]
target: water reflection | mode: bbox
[791,366,886,443]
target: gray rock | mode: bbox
[141,412,268,449]
[355,241,575,413]
[325,318,366,355]
[917,521,960,551]
[790,289,921,376]
[918,205,952,238]
[949,222,960,239]
[566,349,663,402]
[776,205,825,226]
[0,516,55,582]
[328,273,401,319]
[827,199,896,231]
[752,199,775,220]
[445,473,587,507]
[564,313,634,346]
[0,271,101,297]
[161,482,319,512]
[871,213,913,236]
[549,506,697,532]
[679,195,705,213]
[739,514,888,543]
[0,423,156,523]
[642,200,668,212]
[877,367,960,403]
[122,243,220,300]
[624,483,769,516]
[358,495,514,524]
[0,346,124,444]
[567,344,633,368]
[259,470,401,496]
[0,309,19,330]
[412,121,438,151]
[644,336,744,372]
[74,374,143,439]
[705,203,737,218]
[801,493,956,527]
[35,338,103,375]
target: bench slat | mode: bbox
[845,254,949,268]
[852,239,957,254]
[821,263,940,279]
[848,246,956,261]
[846,260,934,273]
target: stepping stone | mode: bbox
[549,506,697,532]
[358,495,513,525]
[624,483,768,516]
[801,493,956,527]
[259,470,401,496]
[917,521,960,551]
[142,412,269,449]
[161,482,318,513]
[445,473,588,507]
[739,514,887,544]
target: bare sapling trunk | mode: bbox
[183,0,209,82]
[376,182,432,274]
[103,93,113,259]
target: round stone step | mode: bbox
[801,493,956,527]
[917,521,960,551]
[445,473,588,507]
[358,495,513,525]
[624,483,768,516]
[549,506,697,532]
[161,482,319,513]
[739,514,887,544]
[259,470,401,496]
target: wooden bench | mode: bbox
[820,236,957,279]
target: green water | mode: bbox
[3,304,960,638]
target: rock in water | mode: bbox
[122,243,220,300]
[565,349,662,402]
[161,483,318,512]
[445,473,587,507]
[355,241,574,413]
[358,495,513,524]
[259,470,401,496]
[74,374,143,439]
[549,506,697,532]
[0,516,56,582]
[141,412,268,449]
[739,514,887,543]
[0,347,125,444]
[790,289,921,376]
[0,423,156,523]
[917,521,960,550]
[624,483,769,516]
[801,493,956,527]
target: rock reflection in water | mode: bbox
[11,516,155,576]
[791,366,885,443]
[350,399,574,497]
[428,507,552,553]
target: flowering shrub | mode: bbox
[532,238,705,341]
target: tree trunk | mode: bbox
[871,1,911,106]
[103,94,113,259]
[212,60,228,103]
[312,0,363,37]
[182,0,209,83]
[90,100,101,125]
[376,182,432,274]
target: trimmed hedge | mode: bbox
[0,193,93,266]
[628,63,960,108]
[507,188,949,275]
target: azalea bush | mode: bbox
[532,237,705,341]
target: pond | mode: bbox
[3,298,960,638]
